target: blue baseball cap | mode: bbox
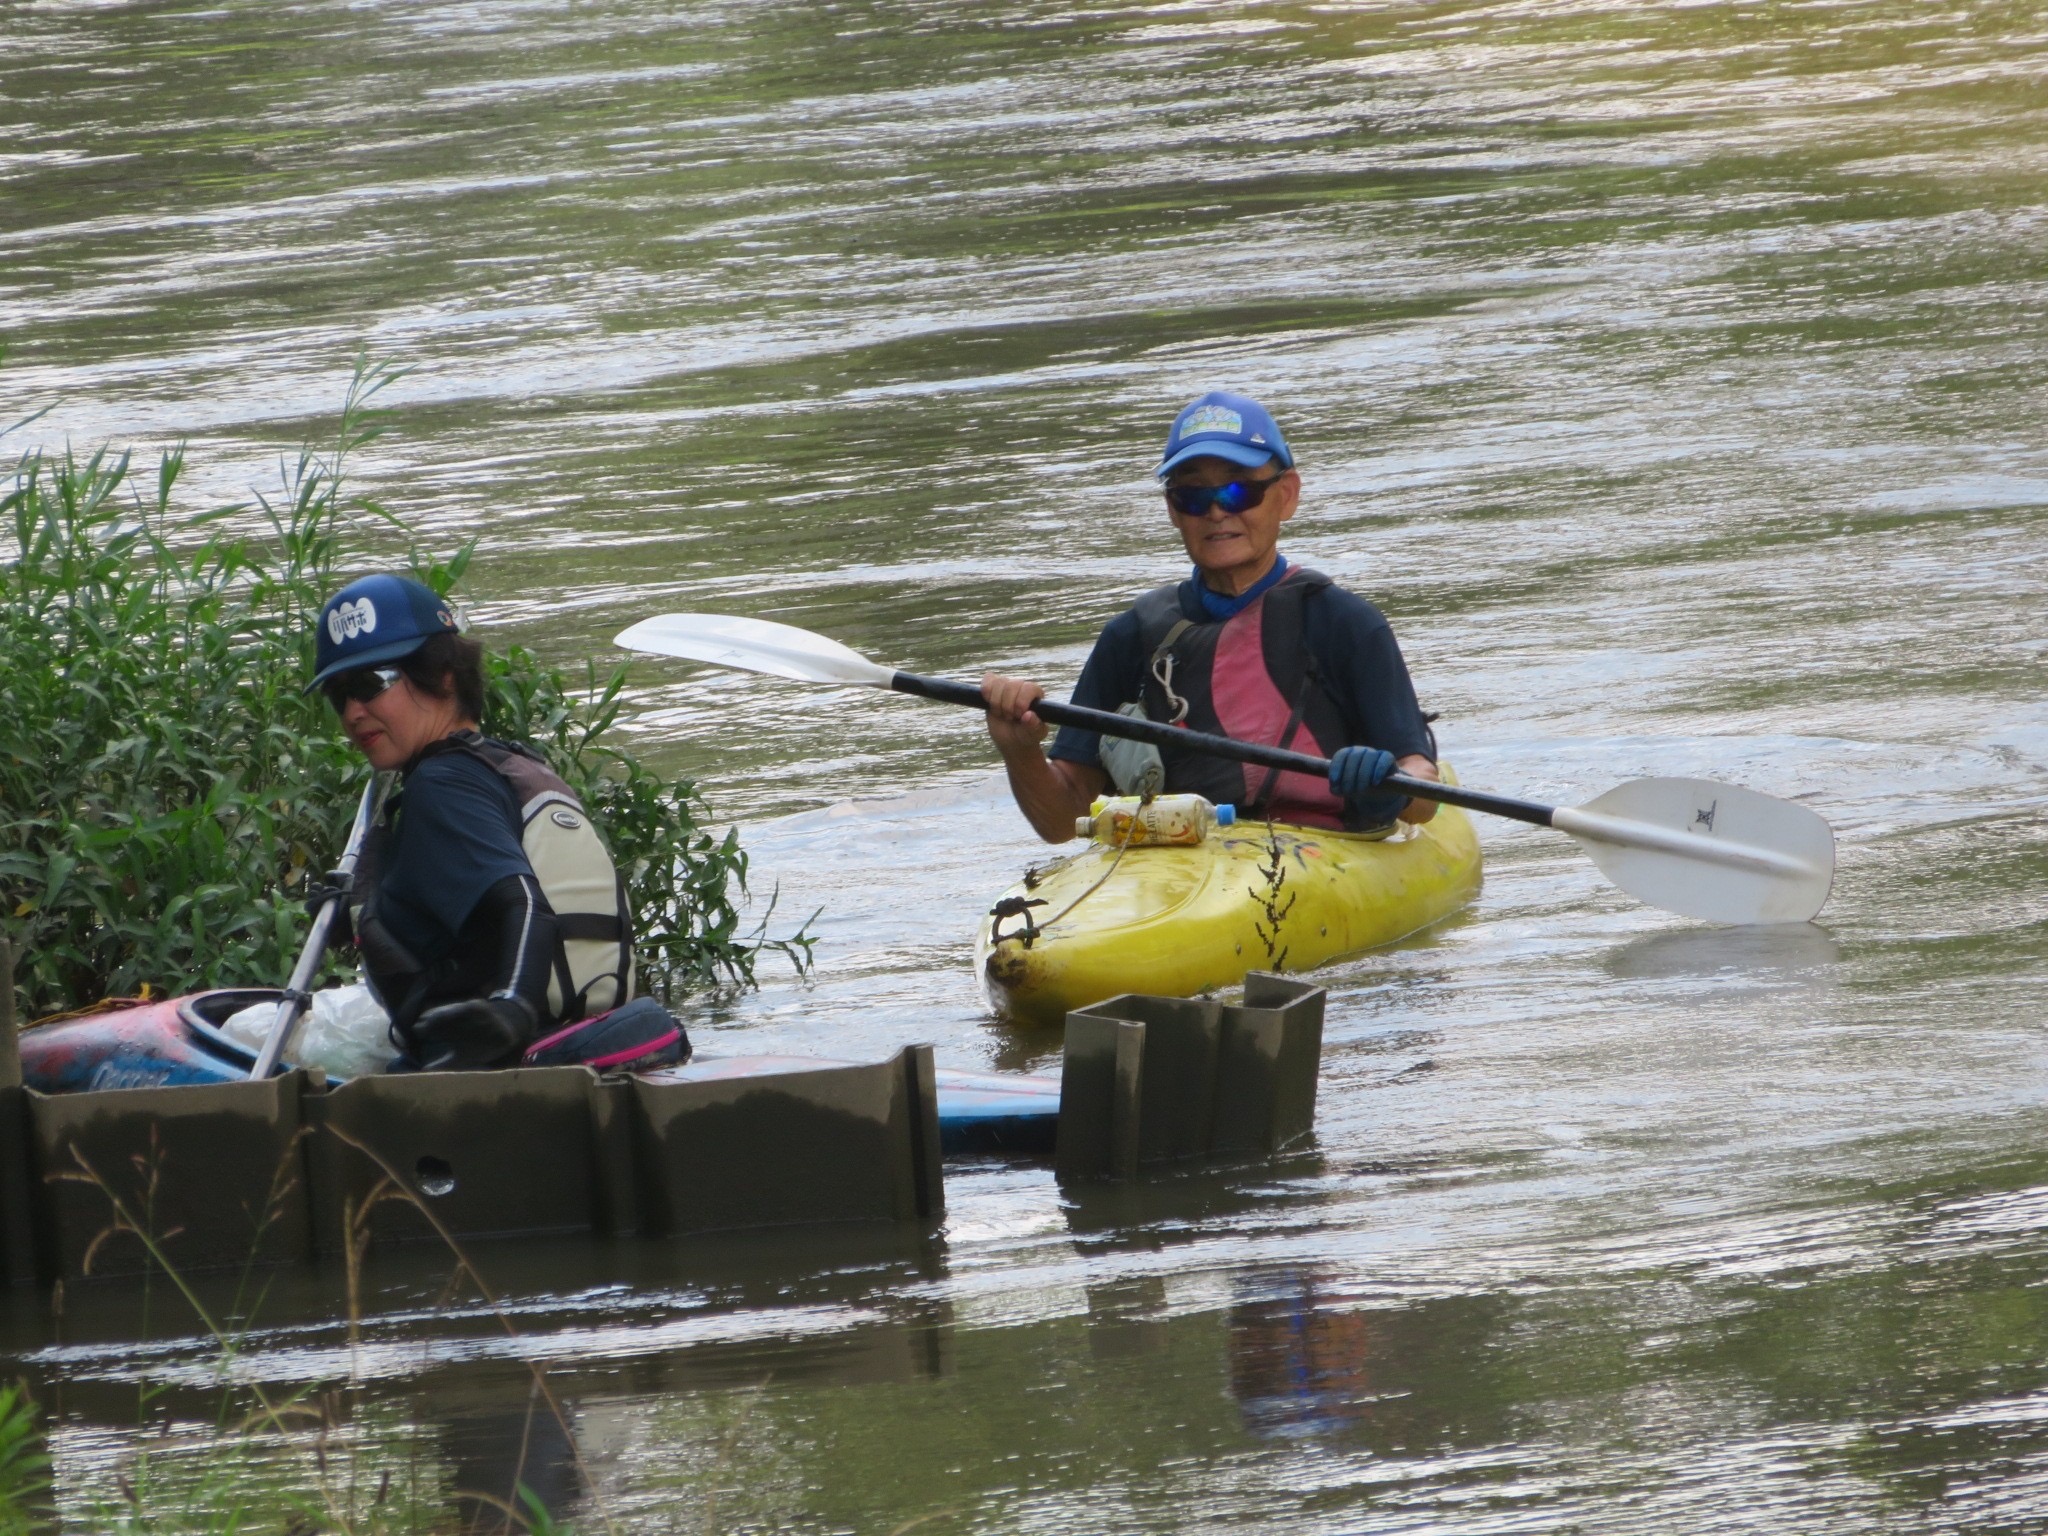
[308,573,460,691]
[1156,391,1295,479]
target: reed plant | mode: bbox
[0,1134,593,1533]
[0,358,806,1020]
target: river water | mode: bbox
[7,0,2048,1530]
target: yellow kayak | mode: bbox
[975,792,1482,1026]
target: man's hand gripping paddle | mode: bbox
[614,613,1836,925]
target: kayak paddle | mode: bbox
[249,775,386,1079]
[613,613,1836,925]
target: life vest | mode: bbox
[354,735,634,1025]
[1130,568,1367,831]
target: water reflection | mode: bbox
[1084,1275,1169,1363]
[24,1222,955,1405]
[1226,1269,1381,1443]
[1605,923,1844,982]
[1061,1154,1326,1244]
[436,1384,581,1533]
[1224,1269,1516,1454]
[31,1227,961,1529]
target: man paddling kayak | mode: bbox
[309,575,634,1070]
[982,391,1442,842]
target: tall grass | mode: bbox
[0,357,806,1019]
[2,1134,592,1533]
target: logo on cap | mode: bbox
[1182,404,1243,438]
[327,598,379,644]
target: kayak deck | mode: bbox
[975,799,1482,1025]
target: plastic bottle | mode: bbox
[1075,793,1235,847]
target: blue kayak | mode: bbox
[18,990,1060,1157]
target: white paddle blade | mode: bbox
[614,613,894,687]
[1551,776,1836,925]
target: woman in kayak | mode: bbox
[308,574,633,1071]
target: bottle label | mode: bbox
[1083,795,1217,847]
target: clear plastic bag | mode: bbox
[222,982,393,1080]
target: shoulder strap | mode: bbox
[429,734,587,820]
[1131,585,1191,659]
[1148,618,1195,668]
[1258,565,1333,625]
[413,730,546,773]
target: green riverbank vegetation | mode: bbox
[1,358,808,1020]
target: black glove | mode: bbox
[403,995,538,1072]
[302,875,355,948]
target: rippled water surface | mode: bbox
[6,0,2048,1529]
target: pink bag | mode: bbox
[523,997,688,1072]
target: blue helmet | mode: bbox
[1157,391,1296,479]
[308,573,460,691]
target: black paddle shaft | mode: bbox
[887,671,1557,829]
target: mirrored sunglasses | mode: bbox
[1164,475,1287,518]
[323,665,404,712]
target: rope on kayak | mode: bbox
[1028,808,1141,937]
[24,989,158,1031]
[987,801,1147,948]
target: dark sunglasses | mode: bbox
[1164,474,1288,518]
[322,665,405,712]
